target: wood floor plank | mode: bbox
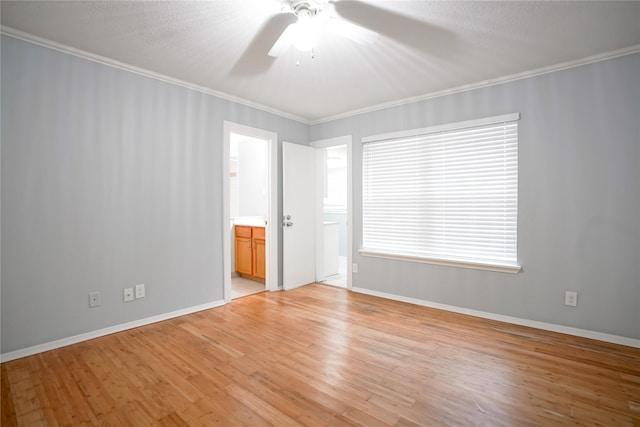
[2,284,639,426]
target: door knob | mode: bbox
[283,221,293,227]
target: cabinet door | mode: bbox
[253,238,266,279]
[235,237,253,275]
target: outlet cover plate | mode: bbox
[89,292,101,308]
[124,288,134,302]
[565,291,578,307]
[135,284,145,299]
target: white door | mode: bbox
[283,142,316,290]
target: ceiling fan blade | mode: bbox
[268,23,297,57]
[326,17,379,46]
[332,0,456,55]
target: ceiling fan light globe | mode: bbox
[294,40,315,52]
[292,20,318,52]
[294,30,316,51]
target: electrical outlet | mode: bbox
[124,288,134,302]
[135,284,145,299]
[352,263,358,273]
[565,291,578,307]
[89,292,101,308]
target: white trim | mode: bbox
[311,44,640,125]
[0,26,309,125]
[362,113,520,143]
[351,287,640,349]
[223,122,279,302]
[346,140,353,290]
[310,136,352,149]
[314,147,325,283]
[0,300,226,363]
[268,132,279,292]
[310,135,353,290]
[359,249,521,274]
[223,125,231,303]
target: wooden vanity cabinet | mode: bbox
[234,226,253,276]
[234,226,265,282]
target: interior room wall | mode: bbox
[311,52,640,341]
[323,212,347,257]
[2,33,637,356]
[322,145,348,256]
[0,35,308,355]
[235,135,268,218]
[229,134,269,274]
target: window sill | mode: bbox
[358,248,521,274]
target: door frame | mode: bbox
[310,135,353,290]
[223,121,278,303]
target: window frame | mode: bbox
[359,113,521,274]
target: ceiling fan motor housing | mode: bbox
[269,0,377,57]
[288,0,325,16]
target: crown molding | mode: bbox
[310,44,640,125]
[0,26,311,125]
[3,25,639,128]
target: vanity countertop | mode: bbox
[233,217,266,227]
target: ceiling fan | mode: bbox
[268,0,379,57]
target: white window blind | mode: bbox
[362,114,519,271]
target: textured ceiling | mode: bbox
[2,1,640,123]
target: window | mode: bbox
[361,113,520,273]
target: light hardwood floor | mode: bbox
[2,284,639,426]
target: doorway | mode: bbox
[311,136,352,289]
[223,122,278,303]
[230,133,267,298]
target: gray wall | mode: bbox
[311,53,640,340]
[237,138,268,218]
[1,36,308,354]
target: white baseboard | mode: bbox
[1,300,226,363]
[4,290,637,362]
[351,287,640,349]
